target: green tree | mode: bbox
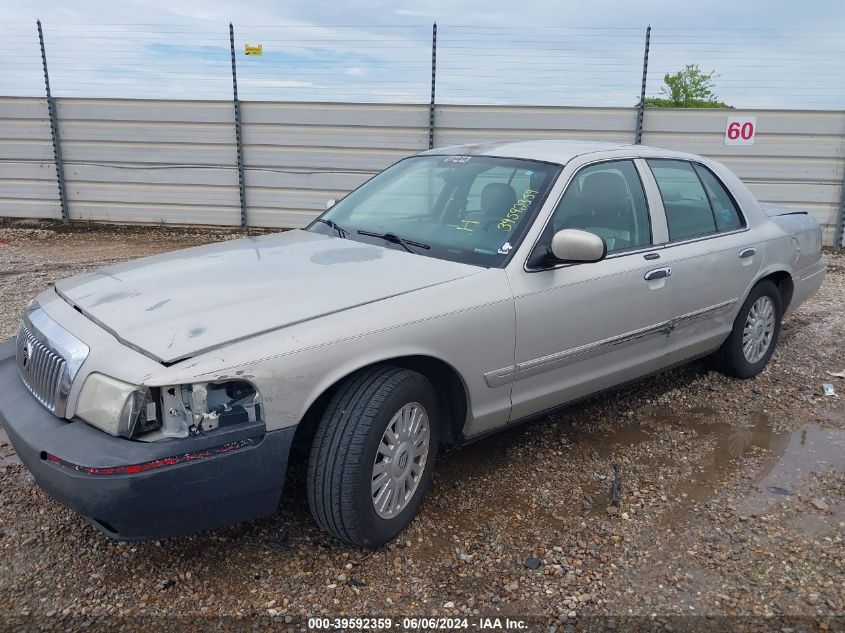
[644,64,729,108]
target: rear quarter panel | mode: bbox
[762,205,824,272]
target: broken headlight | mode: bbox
[75,373,159,438]
[155,380,260,440]
[75,375,259,441]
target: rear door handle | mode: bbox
[644,267,672,281]
[739,248,756,259]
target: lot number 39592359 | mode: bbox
[725,116,757,146]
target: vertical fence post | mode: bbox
[428,22,437,150]
[229,22,248,228]
[37,19,69,224]
[634,25,651,145]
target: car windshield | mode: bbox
[307,155,560,267]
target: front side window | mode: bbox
[546,159,651,254]
[308,155,559,267]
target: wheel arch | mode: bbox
[293,354,470,450]
[749,268,794,313]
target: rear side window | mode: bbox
[692,164,745,232]
[647,160,716,241]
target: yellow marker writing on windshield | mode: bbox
[498,189,538,231]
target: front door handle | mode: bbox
[739,248,756,259]
[644,267,672,281]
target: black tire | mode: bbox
[717,280,782,378]
[306,366,440,548]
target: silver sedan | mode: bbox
[0,140,826,547]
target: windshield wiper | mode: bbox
[315,218,348,238]
[356,230,431,253]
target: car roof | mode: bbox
[421,139,699,165]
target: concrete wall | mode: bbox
[1,97,842,245]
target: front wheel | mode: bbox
[717,280,782,378]
[307,366,440,547]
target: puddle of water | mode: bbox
[587,407,845,518]
[429,402,844,540]
[736,422,845,516]
[786,513,834,538]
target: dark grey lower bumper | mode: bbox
[0,340,294,541]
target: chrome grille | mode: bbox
[15,305,88,418]
[17,319,68,414]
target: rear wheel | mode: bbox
[717,280,782,378]
[306,366,440,547]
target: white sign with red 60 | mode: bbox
[725,116,757,146]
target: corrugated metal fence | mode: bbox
[1,97,843,246]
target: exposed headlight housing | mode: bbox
[76,375,260,441]
[75,373,159,438]
[158,380,260,439]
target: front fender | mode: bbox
[144,270,516,435]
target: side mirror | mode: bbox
[549,229,607,263]
[326,199,336,210]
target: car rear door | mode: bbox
[505,158,682,422]
[641,159,763,366]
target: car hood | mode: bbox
[54,230,481,364]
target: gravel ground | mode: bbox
[0,221,842,632]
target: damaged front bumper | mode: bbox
[0,340,294,540]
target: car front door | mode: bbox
[505,158,680,421]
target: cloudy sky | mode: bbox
[3,0,844,108]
